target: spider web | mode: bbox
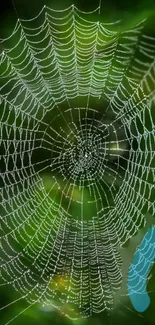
[0,3,155,323]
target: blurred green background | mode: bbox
[0,0,155,324]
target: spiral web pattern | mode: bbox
[0,4,155,320]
